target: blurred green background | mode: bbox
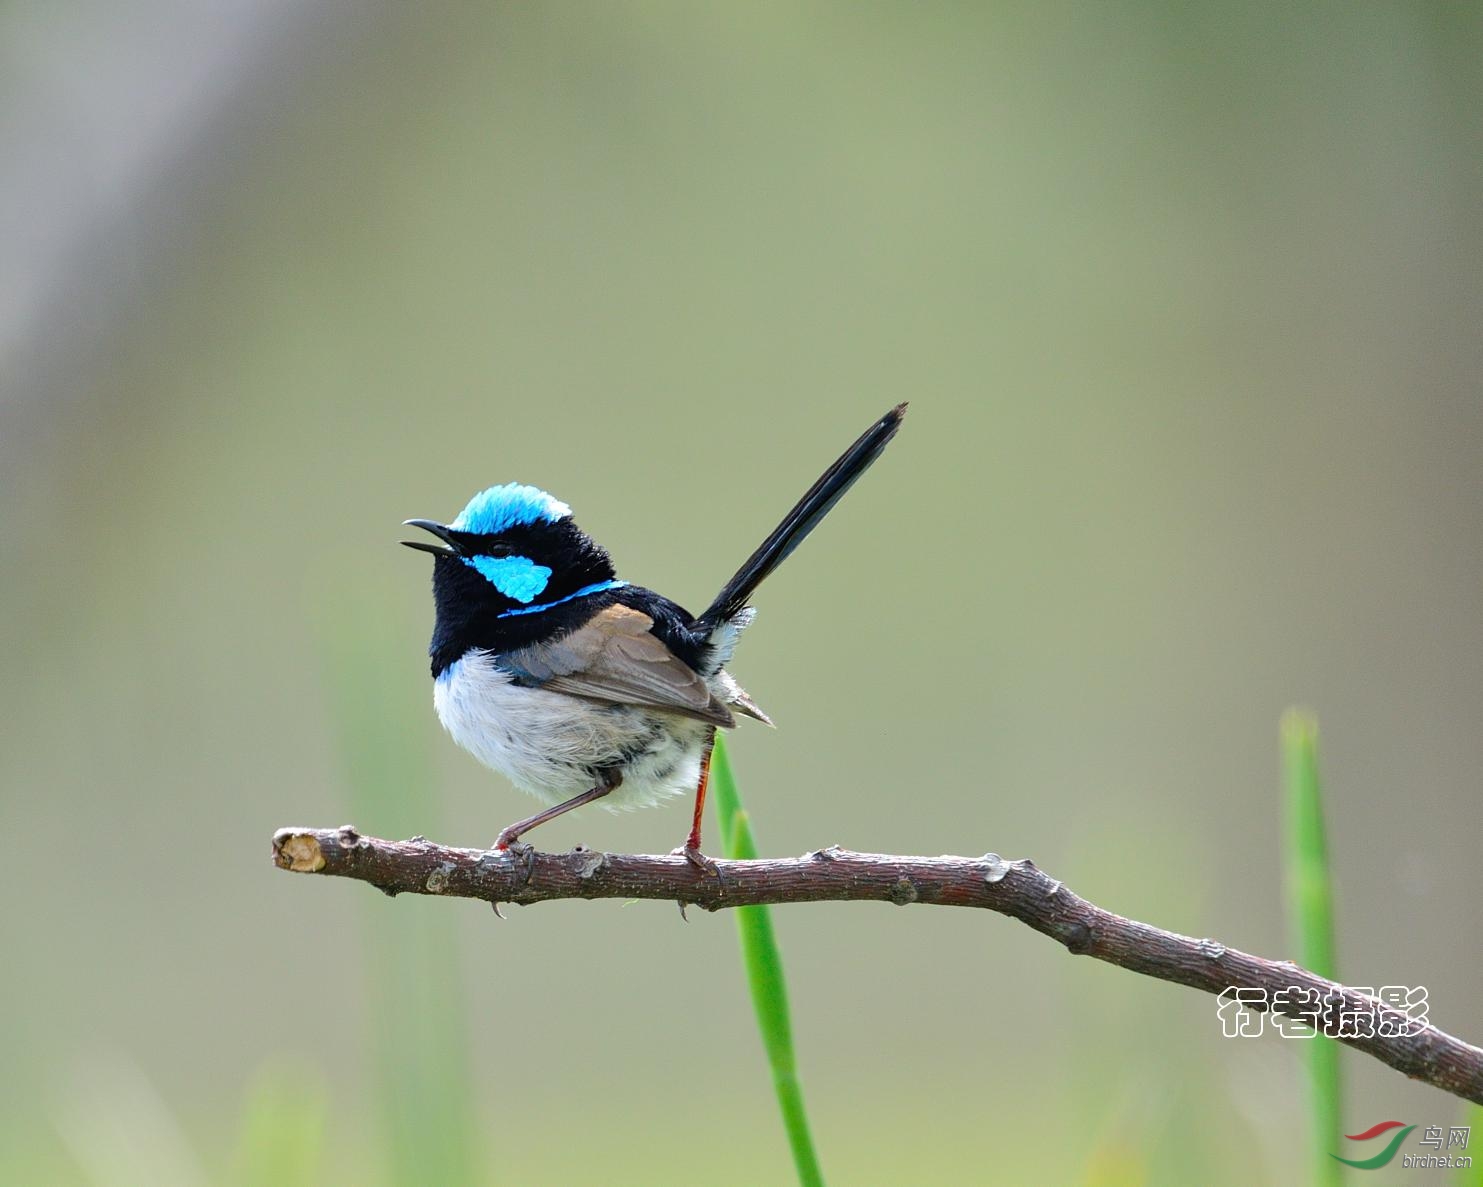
[2,3,1480,1183]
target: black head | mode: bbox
[402,483,619,673]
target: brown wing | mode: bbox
[508,604,736,727]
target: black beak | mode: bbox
[401,519,460,557]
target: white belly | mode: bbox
[433,649,710,810]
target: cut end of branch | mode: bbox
[273,829,326,873]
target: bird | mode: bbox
[402,403,906,862]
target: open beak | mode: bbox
[400,519,460,557]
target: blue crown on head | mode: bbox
[449,483,572,536]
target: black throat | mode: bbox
[424,518,618,676]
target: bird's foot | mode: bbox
[672,845,718,921]
[672,844,722,881]
[490,835,537,885]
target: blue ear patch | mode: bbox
[450,483,571,536]
[464,554,552,603]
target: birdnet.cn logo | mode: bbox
[1331,1121,1471,1171]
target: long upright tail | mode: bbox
[696,403,907,630]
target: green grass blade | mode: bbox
[1455,1103,1483,1186]
[711,734,825,1187]
[231,1057,328,1187]
[318,595,481,1187]
[1281,708,1341,1187]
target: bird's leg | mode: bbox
[494,771,621,853]
[674,731,720,876]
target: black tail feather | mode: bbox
[696,403,907,630]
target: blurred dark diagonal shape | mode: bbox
[0,0,391,461]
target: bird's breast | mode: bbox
[433,649,709,809]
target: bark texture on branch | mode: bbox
[272,825,1483,1105]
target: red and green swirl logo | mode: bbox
[1331,1121,1416,1169]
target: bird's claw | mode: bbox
[491,837,537,885]
[673,844,722,882]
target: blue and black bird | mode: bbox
[402,404,906,860]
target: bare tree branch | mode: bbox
[272,825,1483,1105]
